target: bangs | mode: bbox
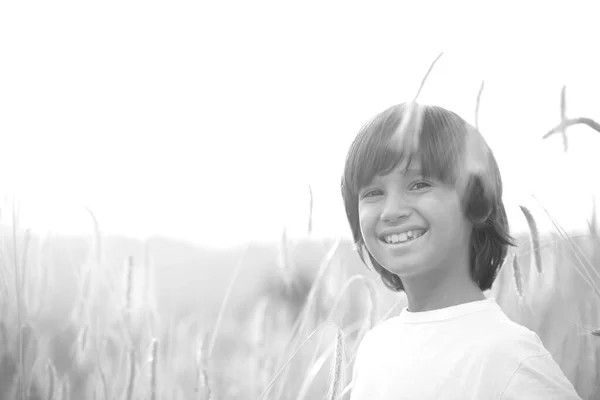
[343,108,408,195]
[343,103,470,195]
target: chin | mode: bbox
[380,257,423,277]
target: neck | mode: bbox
[401,261,486,313]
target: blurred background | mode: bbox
[0,1,599,399]
[1,1,599,246]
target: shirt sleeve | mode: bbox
[500,353,583,399]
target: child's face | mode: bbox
[358,159,472,281]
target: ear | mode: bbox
[464,175,493,225]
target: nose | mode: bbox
[380,191,411,223]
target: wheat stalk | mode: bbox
[207,244,250,359]
[413,52,444,101]
[512,253,525,299]
[475,80,485,130]
[360,279,378,334]
[532,195,600,297]
[271,239,342,399]
[257,321,340,400]
[325,276,375,324]
[124,349,136,400]
[25,356,44,398]
[589,195,597,237]
[327,328,345,400]
[196,333,212,400]
[93,331,109,400]
[297,339,339,400]
[45,361,57,400]
[519,206,542,274]
[320,275,378,359]
[543,117,600,146]
[517,233,595,258]
[76,324,89,364]
[390,52,443,156]
[250,297,272,390]
[124,256,134,311]
[280,238,342,356]
[297,274,375,400]
[278,226,293,291]
[558,84,568,151]
[84,207,103,264]
[149,338,159,400]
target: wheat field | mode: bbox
[2,53,600,399]
[0,201,599,399]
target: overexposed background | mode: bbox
[1,1,599,248]
[1,4,599,399]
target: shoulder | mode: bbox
[471,311,556,376]
[356,314,404,351]
[354,318,393,355]
[352,316,401,366]
[476,320,581,399]
[499,350,582,399]
[481,318,548,360]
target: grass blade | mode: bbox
[208,244,251,358]
[256,322,338,400]
[519,205,542,274]
[413,52,444,101]
[475,80,485,130]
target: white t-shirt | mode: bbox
[350,298,582,400]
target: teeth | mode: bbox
[383,229,426,244]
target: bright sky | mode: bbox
[1,1,599,247]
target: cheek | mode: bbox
[436,203,470,238]
[358,205,368,235]
[427,194,465,231]
[358,205,376,239]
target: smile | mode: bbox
[379,229,428,245]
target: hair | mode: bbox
[341,102,514,292]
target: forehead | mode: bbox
[371,158,423,181]
[346,104,468,193]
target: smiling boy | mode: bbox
[341,103,582,399]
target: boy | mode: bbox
[341,103,582,399]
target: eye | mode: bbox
[409,181,432,190]
[360,188,383,199]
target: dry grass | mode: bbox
[149,338,159,400]
[0,217,597,399]
[511,253,525,299]
[519,205,543,274]
[0,59,598,400]
[327,328,345,400]
[195,333,211,400]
